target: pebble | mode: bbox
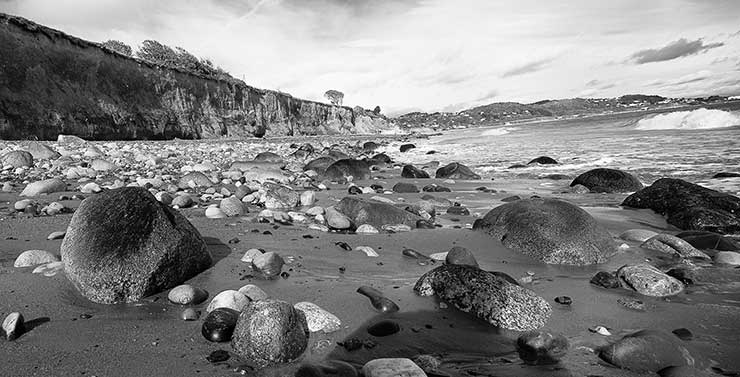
[325,206,351,229]
[252,251,285,278]
[206,290,250,313]
[205,205,227,219]
[589,325,611,336]
[32,261,64,276]
[202,307,240,342]
[294,301,342,333]
[171,194,194,208]
[167,284,209,305]
[445,246,478,267]
[238,284,269,301]
[14,249,59,267]
[241,248,264,263]
[362,358,426,377]
[355,246,379,257]
[2,312,24,341]
[356,224,379,234]
[300,190,316,206]
[180,308,199,321]
[219,196,244,217]
[554,296,572,305]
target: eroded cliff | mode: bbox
[0,13,391,140]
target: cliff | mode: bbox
[0,13,391,140]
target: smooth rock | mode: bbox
[14,249,59,267]
[251,251,284,278]
[180,308,199,321]
[355,246,379,257]
[414,264,551,331]
[90,159,117,172]
[570,168,643,193]
[590,271,622,289]
[178,171,213,188]
[435,162,481,180]
[219,196,244,217]
[2,312,24,341]
[206,290,250,313]
[205,206,227,219]
[445,246,478,267]
[294,301,342,333]
[168,284,208,305]
[325,206,352,229]
[528,156,558,165]
[473,198,616,265]
[20,178,66,196]
[47,231,66,240]
[171,194,194,208]
[237,284,269,301]
[202,307,240,342]
[367,320,400,337]
[357,286,399,313]
[31,261,64,276]
[231,299,310,368]
[401,165,430,179]
[617,264,684,297]
[641,234,710,259]
[516,331,569,365]
[356,224,379,234]
[392,182,419,193]
[598,330,696,372]
[362,358,426,377]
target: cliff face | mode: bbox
[0,13,391,140]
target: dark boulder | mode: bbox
[303,156,337,174]
[370,153,392,164]
[598,330,697,373]
[422,184,451,192]
[590,271,622,289]
[675,230,739,251]
[527,156,558,165]
[516,331,569,365]
[231,299,309,368]
[570,168,643,193]
[622,178,740,234]
[323,159,371,181]
[399,143,415,152]
[413,264,551,331]
[61,187,212,304]
[334,196,421,229]
[401,165,430,179]
[363,141,379,151]
[712,172,740,178]
[473,198,616,265]
[445,246,478,267]
[435,162,481,180]
[392,182,419,193]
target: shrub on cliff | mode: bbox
[101,40,132,56]
[324,90,344,106]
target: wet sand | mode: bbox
[1,138,740,377]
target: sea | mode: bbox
[393,105,740,195]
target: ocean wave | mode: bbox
[480,127,518,136]
[635,108,740,130]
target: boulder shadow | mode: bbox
[204,236,231,265]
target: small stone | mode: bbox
[206,290,250,313]
[171,194,194,208]
[325,206,351,229]
[168,284,208,305]
[356,224,379,234]
[355,246,379,257]
[14,250,59,267]
[180,308,199,321]
[589,325,611,336]
[241,248,263,263]
[252,251,285,278]
[294,301,342,333]
[363,358,426,377]
[205,205,227,219]
[238,284,269,301]
[202,307,240,342]
[429,252,447,261]
[306,206,324,216]
[2,312,24,341]
[516,331,569,365]
[219,196,245,217]
[618,264,684,297]
[80,182,102,194]
[554,296,572,305]
[618,298,646,311]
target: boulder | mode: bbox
[517,331,569,365]
[527,156,558,165]
[1,150,33,168]
[435,162,481,180]
[23,141,60,160]
[178,171,213,189]
[641,234,710,259]
[473,198,616,265]
[401,165,430,179]
[20,178,66,197]
[323,159,371,181]
[413,264,551,331]
[371,153,392,164]
[61,187,212,303]
[231,299,310,368]
[617,264,684,297]
[334,196,421,229]
[392,182,419,193]
[399,143,416,152]
[599,330,696,372]
[675,230,739,251]
[261,183,300,209]
[14,250,59,267]
[570,168,643,193]
[622,178,740,234]
[445,246,478,267]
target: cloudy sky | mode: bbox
[2,0,739,115]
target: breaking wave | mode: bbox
[635,108,740,130]
[480,127,518,136]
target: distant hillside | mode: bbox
[394,95,733,130]
[0,13,391,140]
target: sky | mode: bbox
[1,0,739,115]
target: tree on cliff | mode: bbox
[373,105,381,115]
[324,90,344,106]
[101,40,133,56]
[136,40,179,66]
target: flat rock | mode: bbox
[414,264,551,331]
[473,198,616,265]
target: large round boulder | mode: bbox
[622,178,740,234]
[61,187,212,304]
[414,264,551,331]
[599,330,697,373]
[323,159,371,181]
[231,299,310,368]
[435,162,481,180]
[473,198,616,265]
[570,168,643,193]
[334,196,421,229]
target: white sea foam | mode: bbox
[480,127,518,136]
[635,108,740,130]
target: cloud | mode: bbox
[629,38,724,64]
[502,58,554,78]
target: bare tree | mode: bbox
[324,90,344,106]
[101,40,133,56]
